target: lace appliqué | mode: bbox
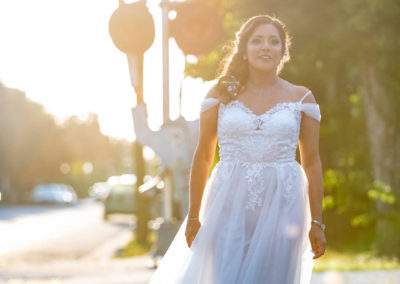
[216,99,313,209]
[242,162,299,210]
[243,162,267,211]
[281,163,299,204]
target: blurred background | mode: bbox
[0,0,399,283]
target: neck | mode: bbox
[247,68,279,87]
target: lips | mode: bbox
[259,55,272,59]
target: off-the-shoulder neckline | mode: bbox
[202,97,219,101]
[228,100,318,118]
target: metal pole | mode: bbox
[160,0,173,223]
[162,169,173,221]
[161,0,170,124]
[149,1,180,261]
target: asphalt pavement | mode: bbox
[1,202,399,284]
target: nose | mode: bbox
[260,39,270,50]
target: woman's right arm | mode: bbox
[185,86,219,247]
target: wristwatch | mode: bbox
[311,219,326,232]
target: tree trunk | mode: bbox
[361,58,400,257]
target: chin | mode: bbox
[252,65,277,73]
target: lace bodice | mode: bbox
[201,91,321,164]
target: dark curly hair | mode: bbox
[215,15,292,103]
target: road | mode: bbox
[0,200,154,284]
[0,201,399,284]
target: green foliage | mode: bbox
[313,248,400,272]
[116,231,157,258]
[185,50,222,80]
[368,181,396,205]
[322,166,400,252]
[322,168,372,246]
[186,0,400,256]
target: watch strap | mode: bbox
[311,219,326,231]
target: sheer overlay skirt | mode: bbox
[149,161,315,284]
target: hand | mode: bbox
[309,224,327,259]
[185,219,201,248]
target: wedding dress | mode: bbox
[149,90,321,284]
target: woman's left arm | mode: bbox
[298,94,327,260]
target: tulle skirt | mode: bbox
[149,160,315,284]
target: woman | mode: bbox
[150,15,326,284]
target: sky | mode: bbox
[0,0,214,141]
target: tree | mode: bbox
[185,0,400,257]
[0,82,132,202]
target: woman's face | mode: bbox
[246,23,283,72]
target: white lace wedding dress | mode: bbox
[149,90,321,284]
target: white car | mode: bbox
[89,182,111,201]
[31,184,78,205]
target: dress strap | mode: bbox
[301,103,321,122]
[299,90,312,103]
[200,97,220,113]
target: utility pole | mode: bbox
[109,0,155,245]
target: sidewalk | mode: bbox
[311,270,400,284]
[3,254,400,284]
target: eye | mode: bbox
[271,38,280,45]
[250,38,262,44]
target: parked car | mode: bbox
[31,183,78,205]
[89,182,111,201]
[137,176,163,218]
[103,175,164,221]
[103,184,136,220]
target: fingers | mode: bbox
[310,237,317,253]
[185,221,201,248]
[185,230,196,248]
[312,239,326,259]
[185,229,192,247]
[186,235,193,248]
[309,228,327,260]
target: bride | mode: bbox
[150,14,326,284]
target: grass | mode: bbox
[313,248,400,272]
[115,231,157,258]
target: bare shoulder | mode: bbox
[281,80,316,103]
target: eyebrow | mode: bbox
[252,34,279,39]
